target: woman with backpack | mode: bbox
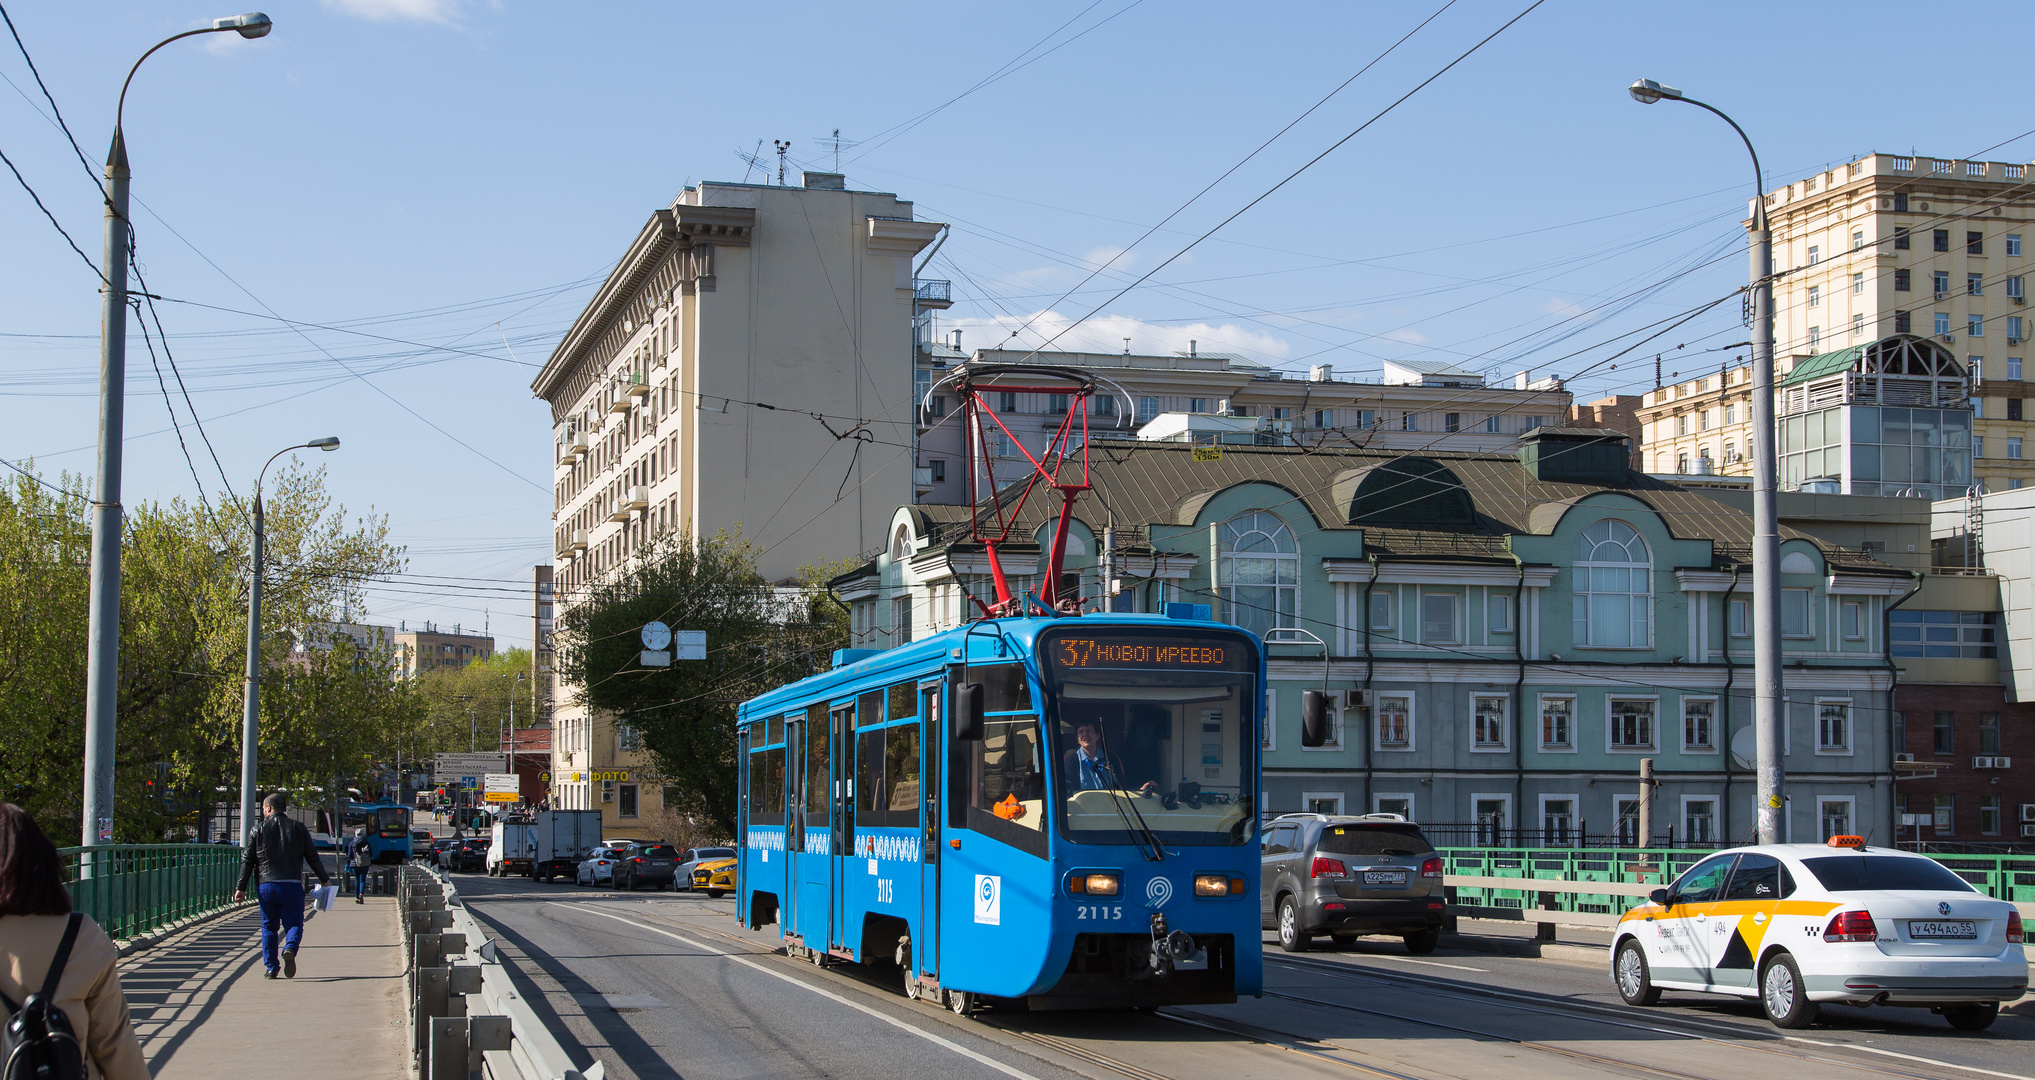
[0,803,149,1079]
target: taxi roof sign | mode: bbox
[1826,834,1867,849]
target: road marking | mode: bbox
[559,905,1045,1080]
[1358,954,1488,972]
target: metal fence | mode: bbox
[1437,846,2035,920]
[62,844,242,940]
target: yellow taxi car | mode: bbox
[690,857,736,898]
[1612,837,2026,1029]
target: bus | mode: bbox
[340,801,413,863]
[736,611,1264,1014]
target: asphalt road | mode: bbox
[447,869,2035,1080]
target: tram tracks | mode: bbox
[1257,952,2029,1080]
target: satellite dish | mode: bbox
[1730,725,1756,769]
[641,621,672,651]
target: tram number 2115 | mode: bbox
[876,879,894,904]
[1075,905,1124,921]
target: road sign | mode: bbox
[673,630,705,660]
[484,773,519,794]
[433,752,507,783]
[483,791,517,803]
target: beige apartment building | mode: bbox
[532,171,942,820]
[393,622,495,679]
[1641,152,2033,493]
[913,348,1572,504]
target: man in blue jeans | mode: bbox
[232,792,331,979]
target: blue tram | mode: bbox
[736,612,1264,1012]
[341,801,413,863]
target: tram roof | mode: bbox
[736,613,1255,723]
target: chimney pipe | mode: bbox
[952,329,962,351]
[1189,339,1198,357]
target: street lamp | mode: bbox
[237,436,339,847]
[1629,78,1784,844]
[81,13,275,849]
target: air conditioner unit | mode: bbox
[2010,337,2024,346]
[1997,756,2012,768]
[2023,824,2035,838]
[1973,755,2008,769]
[1342,689,1373,710]
[1941,334,1957,344]
[1894,752,1915,763]
[2015,296,2026,305]
[2020,803,2035,822]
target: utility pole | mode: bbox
[1629,79,1785,844]
[1637,757,1654,847]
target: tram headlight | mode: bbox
[1193,874,1238,896]
[1068,872,1120,896]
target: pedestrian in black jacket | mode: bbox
[233,792,330,979]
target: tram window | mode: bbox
[856,727,885,827]
[807,716,831,816]
[972,663,1032,712]
[888,682,917,721]
[749,747,784,823]
[885,725,922,822]
[969,715,1045,832]
[858,691,883,728]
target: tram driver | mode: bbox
[1062,718,1158,795]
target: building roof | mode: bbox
[1781,343,1868,386]
[908,442,1901,575]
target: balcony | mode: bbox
[569,529,588,553]
[607,371,651,413]
[913,467,935,491]
[558,433,588,463]
[607,498,631,523]
[625,486,651,513]
[914,279,953,310]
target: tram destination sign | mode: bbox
[1048,633,1251,671]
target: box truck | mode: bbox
[534,809,604,882]
[487,818,539,877]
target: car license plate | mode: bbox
[1362,871,1408,887]
[1907,920,1977,940]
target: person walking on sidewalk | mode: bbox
[0,803,150,1080]
[347,828,372,903]
[232,792,331,980]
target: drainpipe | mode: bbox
[1883,571,1923,846]
[1720,565,1741,847]
[1510,557,1528,836]
[1361,556,1380,811]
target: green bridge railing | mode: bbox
[61,844,243,941]
[1438,847,2035,918]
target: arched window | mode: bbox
[891,525,912,562]
[1221,510,1298,637]
[1573,519,1651,648]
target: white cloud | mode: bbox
[1382,328,1427,346]
[321,0,462,24]
[1080,246,1137,273]
[1541,297,1586,319]
[948,309,1291,364]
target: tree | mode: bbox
[555,530,845,837]
[412,648,534,757]
[0,462,414,842]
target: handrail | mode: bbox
[59,844,241,940]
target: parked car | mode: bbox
[689,857,736,899]
[576,846,622,886]
[612,843,681,891]
[1261,812,1445,954]
[675,846,736,890]
[1611,838,2028,1030]
[442,837,488,873]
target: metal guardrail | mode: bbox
[62,844,241,940]
[1437,847,2035,930]
[401,863,602,1080]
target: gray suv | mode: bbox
[1260,813,1445,954]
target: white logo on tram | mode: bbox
[974,875,1002,926]
[1144,876,1175,909]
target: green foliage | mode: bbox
[556,530,846,837]
[0,464,417,842]
[411,648,535,756]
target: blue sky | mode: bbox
[2,0,2030,647]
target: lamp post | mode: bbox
[80,12,274,849]
[1630,78,1784,844]
[238,436,339,846]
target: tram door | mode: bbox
[795,706,835,953]
[783,718,804,935]
[918,684,942,982]
[830,703,856,954]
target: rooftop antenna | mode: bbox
[737,140,766,184]
[831,128,842,171]
[1122,337,1131,356]
[773,140,791,186]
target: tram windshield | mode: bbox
[1040,629,1257,847]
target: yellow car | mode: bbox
[690,857,736,898]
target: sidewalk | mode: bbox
[121,893,409,1078]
